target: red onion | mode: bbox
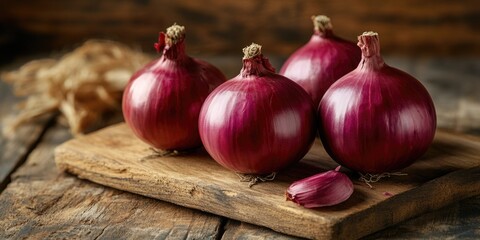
[198,43,316,174]
[279,15,361,106]
[122,24,226,151]
[318,32,436,174]
[286,166,353,208]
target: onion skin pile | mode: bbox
[199,43,316,174]
[122,24,226,151]
[318,32,437,174]
[280,15,361,106]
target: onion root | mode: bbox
[359,172,408,188]
[236,172,277,187]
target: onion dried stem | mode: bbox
[311,15,333,36]
[242,43,262,59]
[165,23,185,45]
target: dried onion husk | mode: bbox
[1,40,152,137]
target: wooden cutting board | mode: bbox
[54,123,480,239]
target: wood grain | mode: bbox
[0,71,53,192]
[0,123,226,239]
[55,123,480,240]
[222,220,303,240]
[1,0,479,56]
[363,195,480,239]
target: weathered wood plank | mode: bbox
[55,123,480,239]
[222,220,303,240]
[411,57,480,133]
[220,198,480,239]
[363,195,480,239]
[220,196,480,240]
[0,123,226,239]
[8,121,72,182]
[0,68,53,192]
[1,0,479,56]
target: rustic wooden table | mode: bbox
[0,56,479,239]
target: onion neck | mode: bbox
[312,15,334,38]
[357,31,384,70]
[163,40,187,61]
[240,43,275,77]
[154,24,188,61]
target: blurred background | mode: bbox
[1,0,479,58]
[0,0,479,133]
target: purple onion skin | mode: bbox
[286,167,353,208]
[318,33,436,174]
[280,16,361,106]
[123,27,226,151]
[199,44,316,174]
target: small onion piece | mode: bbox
[199,43,316,174]
[122,24,226,151]
[286,166,354,208]
[280,15,361,106]
[318,32,436,174]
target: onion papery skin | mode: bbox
[318,32,436,174]
[199,44,316,174]
[123,25,226,151]
[280,15,361,106]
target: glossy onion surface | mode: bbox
[280,15,361,106]
[123,24,226,151]
[286,166,353,208]
[318,32,436,174]
[199,43,316,174]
